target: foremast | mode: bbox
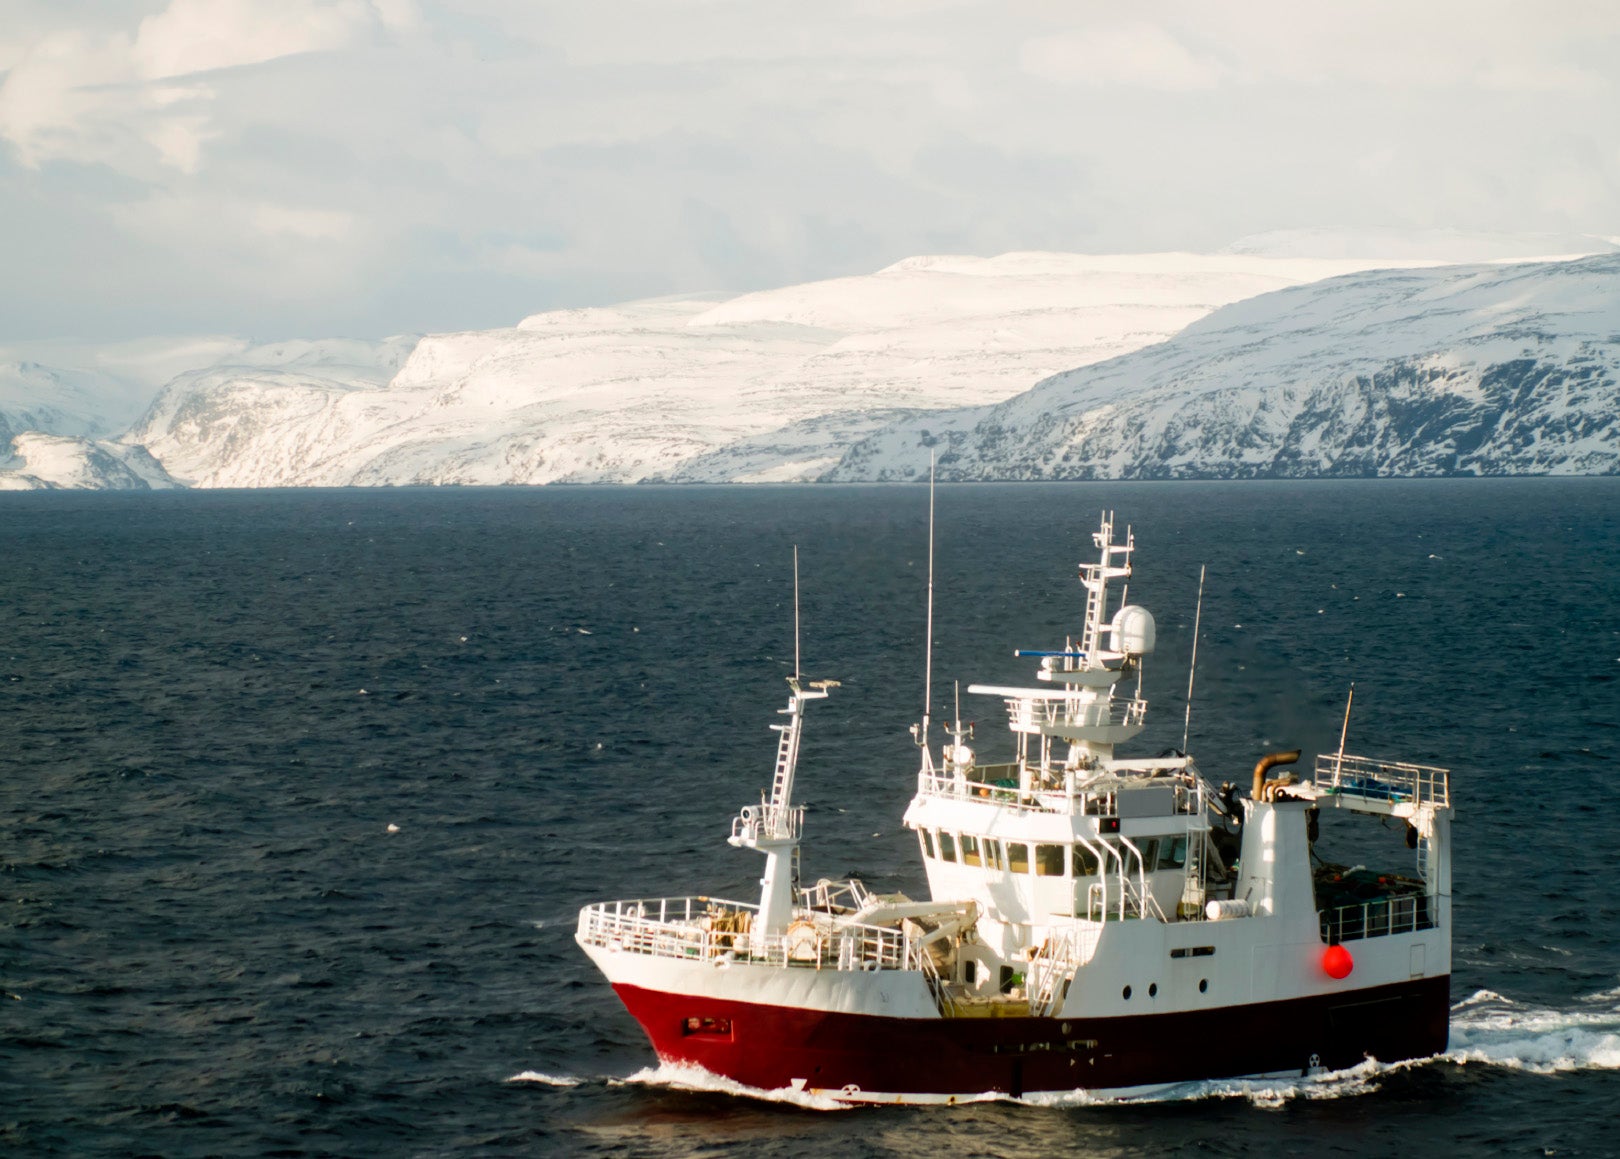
[728,677,836,940]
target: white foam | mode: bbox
[1022,1058,1388,1110]
[612,1062,849,1111]
[1446,988,1620,1073]
[506,1071,583,1087]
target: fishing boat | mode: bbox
[576,512,1452,1102]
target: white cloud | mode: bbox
[130,0,382,79]
[249,203,357,241]
[1020,23,1226,91]
[0,0,412,172]
[0,0,1617,345]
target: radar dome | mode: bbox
[1110,605,1156,655]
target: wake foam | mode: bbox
[613,1062,849,1111]
[1447,987,1620,1074]
[506,1070,584,1086]
[1022,1057,1390,1110]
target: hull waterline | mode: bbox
[615,975,1451,1100]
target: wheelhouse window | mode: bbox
[1121,845,1143,878]
[1073,844,1100,877]
[1035,843,1067,877]
[939,832,957,862]
[983,838,1003,870]
[1006,842,1030,873]
[1157,835,1188,870]
[1139,839,1160,871]
[961,835,983,867]
[920,829,935,859]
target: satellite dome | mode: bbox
[1110,605,1156,655]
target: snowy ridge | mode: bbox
[123,253,1432,487]
[10,248,1619,489]
[828,254,1620,480]
[0,432,180,491]
[0,361,122,447]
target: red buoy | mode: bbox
[1322,944,1354,979]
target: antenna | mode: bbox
[1181,564,1206,753]
[792,544,801,681]
[921,452,936,751]
[1333,683,1355,783]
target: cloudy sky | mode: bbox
[2,0,1617,344]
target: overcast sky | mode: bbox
[2,0,1617,344]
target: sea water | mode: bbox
[3,480,1617,1156]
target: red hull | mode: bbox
[614,976,1451,1096]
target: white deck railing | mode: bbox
[1005,696,1146,736]
[577,896,922,972]
[1313,754,1451,809]
[914,763,1193,822]
[1318,893,1436,944]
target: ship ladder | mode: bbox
[1027,930,1080,1017]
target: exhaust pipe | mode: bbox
[1252,749,1302,799]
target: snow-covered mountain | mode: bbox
[0,433,179,491]
[826,254,1620,480]
[0,337,247,489]
[0,361,122,445]
[10,246,1617,489]
[0,361,176,489]
[126,252,1425,487]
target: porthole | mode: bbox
[1199,979,1208,993]
[1122,985,1132,1000]
[1148,983,1158,998]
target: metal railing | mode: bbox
[1319,893,1435,944]
[914,765,1195,826]
[731,798,805,844]
[1313,754,1451,809]
[1005,696,1147,736]
[799,877,874,913]
[577,896,922,972]
[915,762,1027,806]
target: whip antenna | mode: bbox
[1333,683,1355,783]
[920,453,936,753]
[1181,564,1206,753]
[793,544,801,681]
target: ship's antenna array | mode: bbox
[793,544,801,681]
[1181,564,1206,753]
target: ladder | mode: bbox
[1080,576,1105,656]
[1027,929,1080,1016]
[765,709,799,835]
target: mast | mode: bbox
[728,552,835,937]
[914,454,937,773]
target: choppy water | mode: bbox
[2,480,1617,1157]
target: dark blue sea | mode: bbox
[3,480,1618,1157]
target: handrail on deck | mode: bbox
[1313,753,1450,809]
[576,896,922,973]
[1318,893,1435,945]
[1005,695,1147,735]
